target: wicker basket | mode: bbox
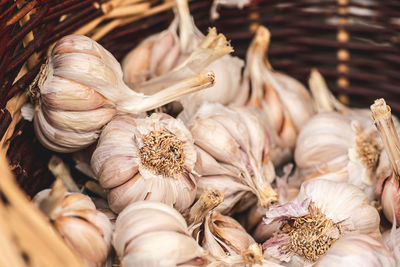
[0,0,399,264]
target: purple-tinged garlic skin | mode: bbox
[263,179,380,266]
[91,113,198,213]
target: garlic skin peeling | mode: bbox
[187,190,255,260]
[188,102,277,213]
[113,201,205,267]
[262,179,381,265]
[30,34,215,153]
[91,113,198,213]
[33,182,113,267]
[315,234,395,267]
[243,26,314,152]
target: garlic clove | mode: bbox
[194,146,238,177]
[42,107,116,133]
[190,116,243,163]
[41,76,109,111]
[34,108,99,152]
[98,155,139,189]
[122,231,204,267]
[54,216,110,267]
[114,210,188,256]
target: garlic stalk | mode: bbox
[187,190,256,259]
[27,34,215,153]
[33,180,113,267]
[188,102,277,214]
[91,112,198,214]
[371,98,400,225]
[242,26,314,153]
[123,0,244,120]
[113,201,207,267]
[262,179,381,266]
[315,234,395,267]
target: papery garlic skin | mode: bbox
[294,112,380,200]
[30,34,214,153]
[187,190,255,260]
[243,26,314,153]
[315,234,395,267]
[113,201,205,267]
[91,113,198,213]
[262,179,381,266]
[33,187,113,267]
[188,102,277,214]
[383,226,400,265]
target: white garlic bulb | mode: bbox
[123,0,244,119]
[262,179,380,266]
[294,112,380,200]
[188,102,277,214]
[371,98,400,225]
[33,180,113,267]
[187,190,255,259]
[28,34,215,153]
[113,201,206,267]
[242,26,314,152]
[91,113,198,213]
[315,234,395,267]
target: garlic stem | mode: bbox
[38,179,66,220]
[371,98,400,176]
[119,70,215,113]
[187,190,224,227]
[48,155,80,193]
[137,28,231,94]
[175,0,195,52]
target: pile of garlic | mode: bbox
[23,0,400,266]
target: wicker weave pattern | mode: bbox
[1,0,400,194]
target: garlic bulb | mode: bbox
[124,0,244,119]
[33,180,113,267]
[113,201,206,267]
[294,112,380,200]
[187,190,255,259]
[262,179,380,266]
[28,33,215,152]
[242,26,314,152]
[371,98,400,225]
[188,102,277,214]
[315,234,395,267]
[91,112,198,213]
